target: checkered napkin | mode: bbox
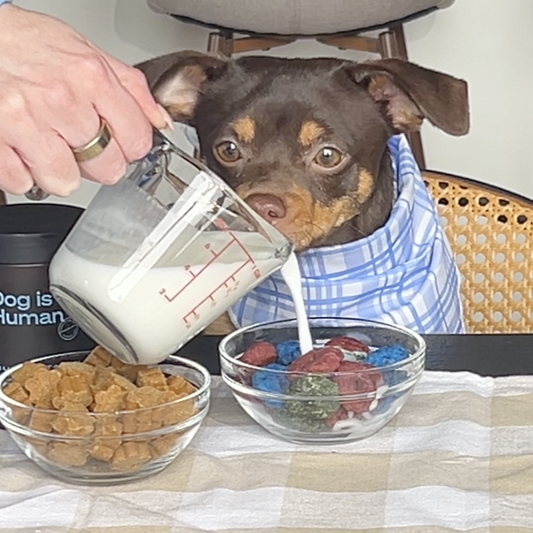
[228,134,465,334]
[2,372,533,532]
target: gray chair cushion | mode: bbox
[148,0,455,36]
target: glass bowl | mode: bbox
[219,317,425,444]
[0,351,210,485]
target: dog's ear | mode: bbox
[136,51,228,123]
[345,59,469,136]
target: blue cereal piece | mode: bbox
[365,344,410,367]
[251,363,289,409]
[276,340,301,365]
[374,369,409,414]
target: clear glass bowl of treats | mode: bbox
[219,317,425,444]
[0,347,210,485]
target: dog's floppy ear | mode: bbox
[345,59,469,136]
[136,51,228,123]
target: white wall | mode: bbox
[7,0,533,206]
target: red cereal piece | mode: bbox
[325,407,349,428]
[337,361,384,387]
[326,336,370,353]
[288,347,343,374]
[240,342,277,367]
[334,362,382,414]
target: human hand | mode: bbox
[0,4,171,197]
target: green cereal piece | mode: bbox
[272,406,326,433]
[285,375,340,421]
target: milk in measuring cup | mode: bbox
[50,232,283,364]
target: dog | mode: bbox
[137,52,469,335]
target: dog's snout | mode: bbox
[245,194,287,224]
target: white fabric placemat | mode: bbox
[1,371,532,532]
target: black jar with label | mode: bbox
[0,204,95,371]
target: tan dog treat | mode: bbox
[48,441,89,467]
[57,362,96,384]
[109,373,137,392]
[167,375,196,396]
[28,410,56,433]
[93,385,127,413]
[52,399,88,411]
[125,386,166,409]
[57,375,93,407]
[3,381,30,404]
[24,368,61,409]
[84,346,113,367]
[94,414,123,436]
[23,435,49,456]
[110,441,151,471]
[150,433,179,458]
[11,362,46,384]
[115,364,145,383]
[109,355,127,370]
[122,387,166,433]
[107,355,144,382]
[5,382,32,423]
[160,390,197,426]
[90,415,123,461]
[136,367,168,391]
[90,439,120,462]
[52,411,95,437]
[92,365,116,392]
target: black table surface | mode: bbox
[177,333,533,378]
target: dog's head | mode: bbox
[138,52,469,251]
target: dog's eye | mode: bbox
[313,147,343,169]
[214,141,242,164]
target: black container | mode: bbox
[0,204,96,371]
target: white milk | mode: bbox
[280,254,313,354]
[50,239,282,365]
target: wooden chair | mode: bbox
[423,171,533,334]
[148,0,457,170]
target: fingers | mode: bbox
[0,143,33,195]
[90,74,153,164]
[17,132,81,197]
[96,48,171,132]
[0,108,81,197]
[77,136,127,185]
[35,98,124,186]
[0,45,168,197]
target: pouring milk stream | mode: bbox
[49,137,313,365]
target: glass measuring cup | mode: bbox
[48,133,293,365]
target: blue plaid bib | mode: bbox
[227,134,465,334]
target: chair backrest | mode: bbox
[423,170,533,334]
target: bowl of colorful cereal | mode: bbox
[0,346,210,485]
[219,317,425,444]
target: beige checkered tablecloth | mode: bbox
[2,371,533,532]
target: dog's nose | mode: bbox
[245,194,286,224]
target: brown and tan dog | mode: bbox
[137,52,469,334]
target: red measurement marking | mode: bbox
[183,259,251,322]
[160,233,245,303]
[229,231,255,264]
